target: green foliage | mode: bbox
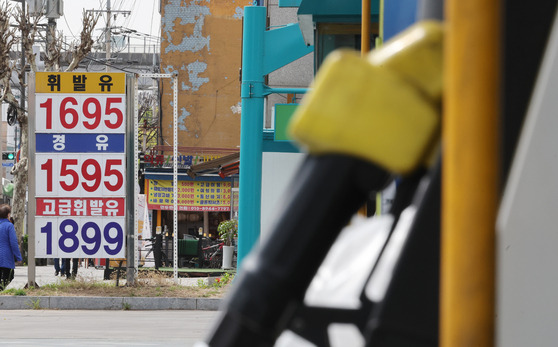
[197,273,234,289]
[39,283,60,290]
[122,302,131,310]
[217,220,238,246]
[197,278,207,288]
[218,273,234,287]
[3,288,26,296]
[26,298,42,310]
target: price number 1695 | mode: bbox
[37,96,124,133]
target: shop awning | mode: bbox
[187,152,240,178]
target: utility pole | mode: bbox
[106,0,110,72]
[87,0,130,72]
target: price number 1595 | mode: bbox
[36,155,125,196]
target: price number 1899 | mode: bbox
[36,218,125,258]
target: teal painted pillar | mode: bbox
[238,6,266,266]
[237,6,313,268]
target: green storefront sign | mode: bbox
[274,104,299,141]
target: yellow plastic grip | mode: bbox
[289,21,443,175]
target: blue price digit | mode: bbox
[40,222,52,255]
[59,219,79,253]
[104,222,123,255]
[81,222,101,255]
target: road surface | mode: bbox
[0,309,217,346]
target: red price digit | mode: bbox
[40,159,53,192]
[105,98,123,129]
[105,159,124,191]
[60,97,79,129]
[39,98,53,130]
[81,159,102,192]
[40,158,124,193]
[60,159,79,191]
[83,98,102,130]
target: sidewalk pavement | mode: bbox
[0,265,223,311]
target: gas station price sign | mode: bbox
[32,72,127,259]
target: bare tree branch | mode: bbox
[137,91,159,152]
[0,2,106,246]
[0,2,16,105]
[14,5,41,74]
[65,10,99,72]
[44,26,63,71]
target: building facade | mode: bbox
[159,0,251,150]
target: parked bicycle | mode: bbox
[200,238,224,269]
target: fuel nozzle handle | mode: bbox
[207,155,391,346]
[205,20,444,347]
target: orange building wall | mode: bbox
[160,0,251,153]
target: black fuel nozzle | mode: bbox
[205,154,391,346]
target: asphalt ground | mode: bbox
[0,310,218,346]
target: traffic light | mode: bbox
[2,152,15,160]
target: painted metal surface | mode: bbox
[278,0,302,7]
[238,6,313,266]
[238,6,267,267]
[442,0,501,346]
[298,0,379,16]
[263,24,314,74]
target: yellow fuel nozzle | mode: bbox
[289,21,443,175]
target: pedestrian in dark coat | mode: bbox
[0,204,22,290]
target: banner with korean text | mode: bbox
[33,72,127,258]
[147,179,231,211]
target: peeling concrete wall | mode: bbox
[161,0,251,150]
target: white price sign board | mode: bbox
[32,72,127,258]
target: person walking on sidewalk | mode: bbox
[54,258,65,276]
[63,258,78,279]
[0,204,22,290]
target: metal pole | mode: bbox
[133,75,139,276]
[135,73,174,276]
[441,0,500,346]
[237,6,266,267]
[106,0,111,72]
[27,72,36,288]
[362,0,371,55]
[22,1,35,288]
[173,75,178,282]
[126,74,136,285]
[263,87,308,95]
[379,0,384,44]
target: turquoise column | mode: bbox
[237,6,313,268]
[238,6,266,266]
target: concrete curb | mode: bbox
[0,296,222,311]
